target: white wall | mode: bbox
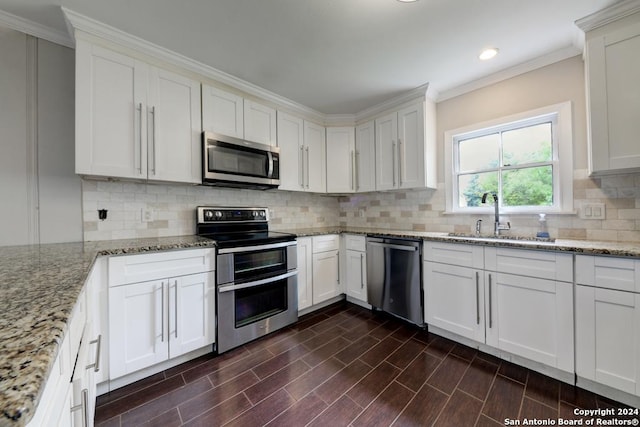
[0,27,82,246]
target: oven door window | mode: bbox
[234,247,287,281]
[207,141,269,178]
[235,279,288,328]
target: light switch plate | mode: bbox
[580,203,605,220]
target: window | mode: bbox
[444,102,573,214]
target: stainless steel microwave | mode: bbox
[202,132,280,190]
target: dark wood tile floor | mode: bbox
[96,302,633,427]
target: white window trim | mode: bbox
[444,101,574,215]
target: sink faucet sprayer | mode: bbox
[481,192,511,236]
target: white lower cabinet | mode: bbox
[424,241,574,373]
[296,235,341,311]
[108,249,215,379]
[296,237,313,311]
[344,235,367,304]
[576,255,640,398]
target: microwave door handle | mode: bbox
[267,151,274,178]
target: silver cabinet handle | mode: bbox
[70,389,89,427]
[149,106,156,176]
[392,141,396,187]
[355,150,360,191]
[360,253,364,289]
[488,273,493,329]
[161,282,165,342]
[136,103,143,174]
[475,272,480,325]
[305,146,310,189]
[398,138,403,186]
[350,151,355,191]
[336,253,340,284]
[299,146,304,188]
[174,280,178,339]
[86,334,102,372]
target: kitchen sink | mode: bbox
[446,232,556,244]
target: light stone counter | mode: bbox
[0,236,215,427]
[3,230,640,426]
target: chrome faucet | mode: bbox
[481,192,511,236]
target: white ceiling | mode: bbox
[0,0,618,114]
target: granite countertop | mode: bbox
[3,230,640,426]
[0,236,216,427]
[285,227,640,258]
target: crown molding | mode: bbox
[436,46,581,102]
[575,0,640,32]
[62,7,326,124]
[0,9,73,47]
[354,83,430,122]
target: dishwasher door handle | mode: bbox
[367,241,418,252]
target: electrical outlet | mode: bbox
[358,209,365,217]
[141,208,154,223]
[579,203,605,220]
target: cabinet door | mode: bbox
[312,250,340,304]
[485,272,574,372]
[397,102,425,189]
[576,285,640,395]
[326,127,355,193]
[148,67,201,183]
[109,280,168,378]
[244,100,277,145]
[276,112,304,191]
[424,262,485,342]
[201,85,244,138]
[168,272,216,358]
[587,22,640,173]
[71,324,97,427]
[304,121,327,193]
[297,237,313,311]
[375,112,398,190]
[355,121,376,192]
[346,249,367,302]
[76,40,148,179]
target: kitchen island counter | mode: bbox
[0,236,216,427]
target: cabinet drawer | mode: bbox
[485,247,573,283]
[312,234,339,253]
[109,248,215,286]
[576,255,640,292]
[344,234,366,252]
[424,241,484,269]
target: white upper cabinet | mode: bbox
[76,41,147,180]
[580,10,640,174]
[326,127,356,193]
[75,39,201,183]
[277,111,305,191]
[375,99,436,190]
[304,121,327,193]
[244,100,277,145]
[276,111,326,193]
[355,121,376,192]
[201,85,244,139]
[147,67,201,183]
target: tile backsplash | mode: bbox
[83,168,640,242]
[82,180,340,241]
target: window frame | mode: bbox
[444,102,574,215]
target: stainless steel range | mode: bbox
[196,207,298,353]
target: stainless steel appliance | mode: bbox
[196,207,297,353]
[202,131,280,189]
[366,236,424,326]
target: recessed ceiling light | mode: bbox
[479,48,499,60]
[397,0,419,3]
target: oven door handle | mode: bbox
[218,240,297,254]
[218,270,298,293]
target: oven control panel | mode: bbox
[197,207,268,223]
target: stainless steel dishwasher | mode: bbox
[366,236,424,326]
